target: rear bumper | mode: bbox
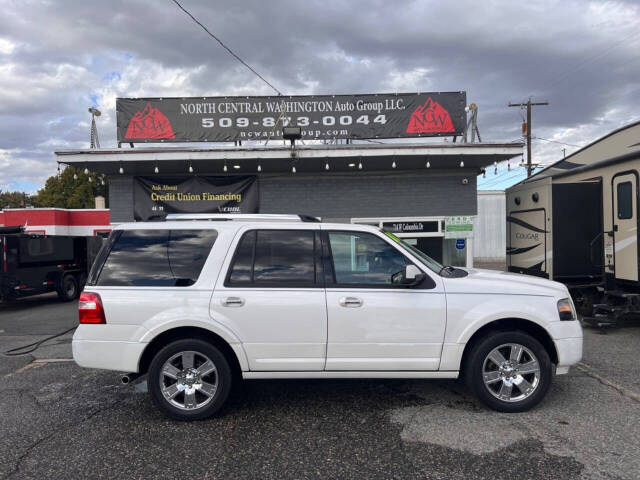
[72,339,147,373]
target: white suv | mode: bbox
[73,214,582,420]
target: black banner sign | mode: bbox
[382,221,439,233]
[133,176,259,221]
[117,92,466,143]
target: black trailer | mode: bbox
[0,227,104,302]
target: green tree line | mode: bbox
[0,167,108,210]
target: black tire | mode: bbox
[58,275,78,302]
[465,330,552,413]
[148,339,232,421]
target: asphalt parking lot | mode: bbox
[1,295,639,479]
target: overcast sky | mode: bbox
[0,0,639,193]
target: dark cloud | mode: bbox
[0,0,638,191]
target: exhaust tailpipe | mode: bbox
[121,373,141,385]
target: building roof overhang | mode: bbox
[55,142,523,176]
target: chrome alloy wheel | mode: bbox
[159,350,218,410]
[482,343,541,403]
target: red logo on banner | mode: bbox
[406,97,455,134]
[125,103,175,139]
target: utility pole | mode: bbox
[508,99,548,177]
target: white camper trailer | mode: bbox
[506,121,640,326]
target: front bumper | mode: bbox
[549,319,583,373]
[554,337,582,371]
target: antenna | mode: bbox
[88,107,101,149]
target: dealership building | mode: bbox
[55,92,522,267]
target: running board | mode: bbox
[243,371,459,379]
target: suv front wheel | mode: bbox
[465,331,552,412]
[148,339,232,421]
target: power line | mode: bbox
[481,172,526,189]
[170,0,282,96]
[533,136,583,148]
[480,168,524,188]
[481,155,554,188]
[540,29,640,93]
[480,161,532,184]
[484,169,517,185]
[480,177,521,189]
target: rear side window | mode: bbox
[168,230,219,285]
[96,229,217,287]
[226,230,317,286]
[227,231,255,284]
[617,181,633,219]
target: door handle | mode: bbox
[221,296,245,307]
[339,296,363,308]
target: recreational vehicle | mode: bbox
[506,121,640,326]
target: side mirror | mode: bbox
[404,264,426,286]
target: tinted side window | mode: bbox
[98,230,170,286]
[168,230,218,286]
[227,230,316,285]
[97,229,216,287]
[328,232,408,285]
[228,231,255,283]
[617,181,633,220]
[254,230,315,284]
[88,231,118,286]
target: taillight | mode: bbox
[78,292,106,324]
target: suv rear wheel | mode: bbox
[465,331,552,412]
[148,339,232,421]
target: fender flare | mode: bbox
[456,313,550,345]
[139,319,249,371]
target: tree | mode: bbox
[0,190,34,209]
[35,167,109,209]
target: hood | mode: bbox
[442,268,569,297]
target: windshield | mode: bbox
[382,230,444,274]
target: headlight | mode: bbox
[557,298,575,321]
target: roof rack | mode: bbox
[164,213,320,223]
